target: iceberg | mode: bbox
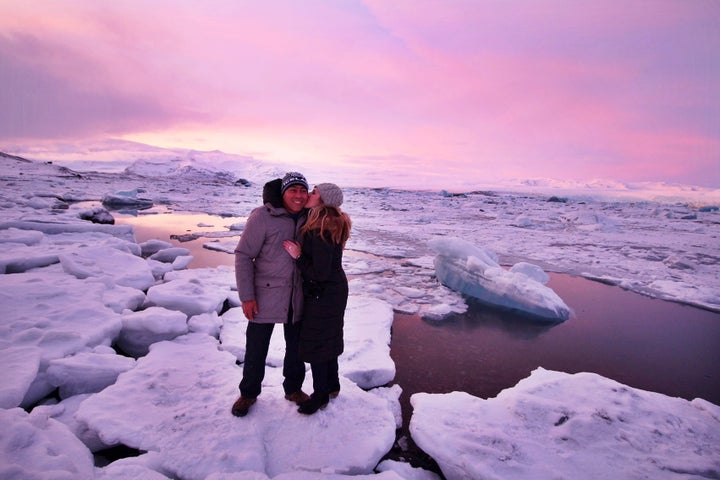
[429,237,570,322]
[102,189,154,210]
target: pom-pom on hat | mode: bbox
[316,183,344,207]
[280,172,309,195]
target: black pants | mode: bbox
[239,319,305,398]
[309,357,340,396]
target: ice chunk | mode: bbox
[102,284,146,313]
[46,350,136,398]
[188,311,222,337]
[0,407,95,479]
[0,227,43,245]
[146,266,237,316]
[509,261,550,284]
[0,220,135,241]
[139,239,174,257]
[429,237,570,321]
[102,189,154,209]
[117,306,188,357]
[59,245,156,290]
[0,347,41,408]
[340,296,396,388]
[146,276,228,317]
[376,459,441,480]
[0,271,123,406]
[410,368,720,480]
[32,394,113,452]
[77,333,397,478]
[150,247,191,263]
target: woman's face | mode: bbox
[306,187,322,208]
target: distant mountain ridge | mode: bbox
[0,151,83,178]
[1,140,288,186]
[3,139,719,203]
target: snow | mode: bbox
[59,246,157,290]
[410,368,720,480]
[117,307,188,357]
[46,348,136,399]
[1,149,719,479]
[1,407,96,479]
[75,333,397,478]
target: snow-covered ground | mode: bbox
[1,147,719,479]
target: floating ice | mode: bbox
[76,333,398,478]
[139,239,174,256]
[149,246,191,263]
[145,275,229,317]
[0,347,41,409]
[102,189,154,209]
[0,407,96,479]
[117,307,188,357]
[410,368,720,480]
[46,348,136,398]
[0,270,122,407]
[429,237,571,322]
[59,246,156,290]
[33,393,112,452]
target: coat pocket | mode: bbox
[254,278,292,322]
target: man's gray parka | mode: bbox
[234,202,305,324]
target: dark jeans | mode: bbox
[239,320,305,398]
[309,357,340,396]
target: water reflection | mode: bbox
[113,209,239,269]
[426,299,558,340]
[392,274,720,408]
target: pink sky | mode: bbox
[0,0,718,188]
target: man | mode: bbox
[231,172,310,417]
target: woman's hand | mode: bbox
[283,240,301,260]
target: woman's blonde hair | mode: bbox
[302,205,351,247]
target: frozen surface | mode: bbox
[46,348,136,398]
[0,270,123,406]
[410,368,720,480]
[76,333,397,478]
[1,152,719,478]
[0,407,96,479]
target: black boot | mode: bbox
[298,392,329,415]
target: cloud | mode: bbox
[0,33,206,140]
[0,0,717,186]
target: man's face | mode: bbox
[282,185,309,214]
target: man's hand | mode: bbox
[242,300,259,321]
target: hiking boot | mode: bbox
[329,390,340,399]
[298,393,329,415]
[284,390,310,404]
[231,396,256,417]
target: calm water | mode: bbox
[117,211,720,408]
[390,275,720,413]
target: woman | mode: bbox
[283,183,351,415]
